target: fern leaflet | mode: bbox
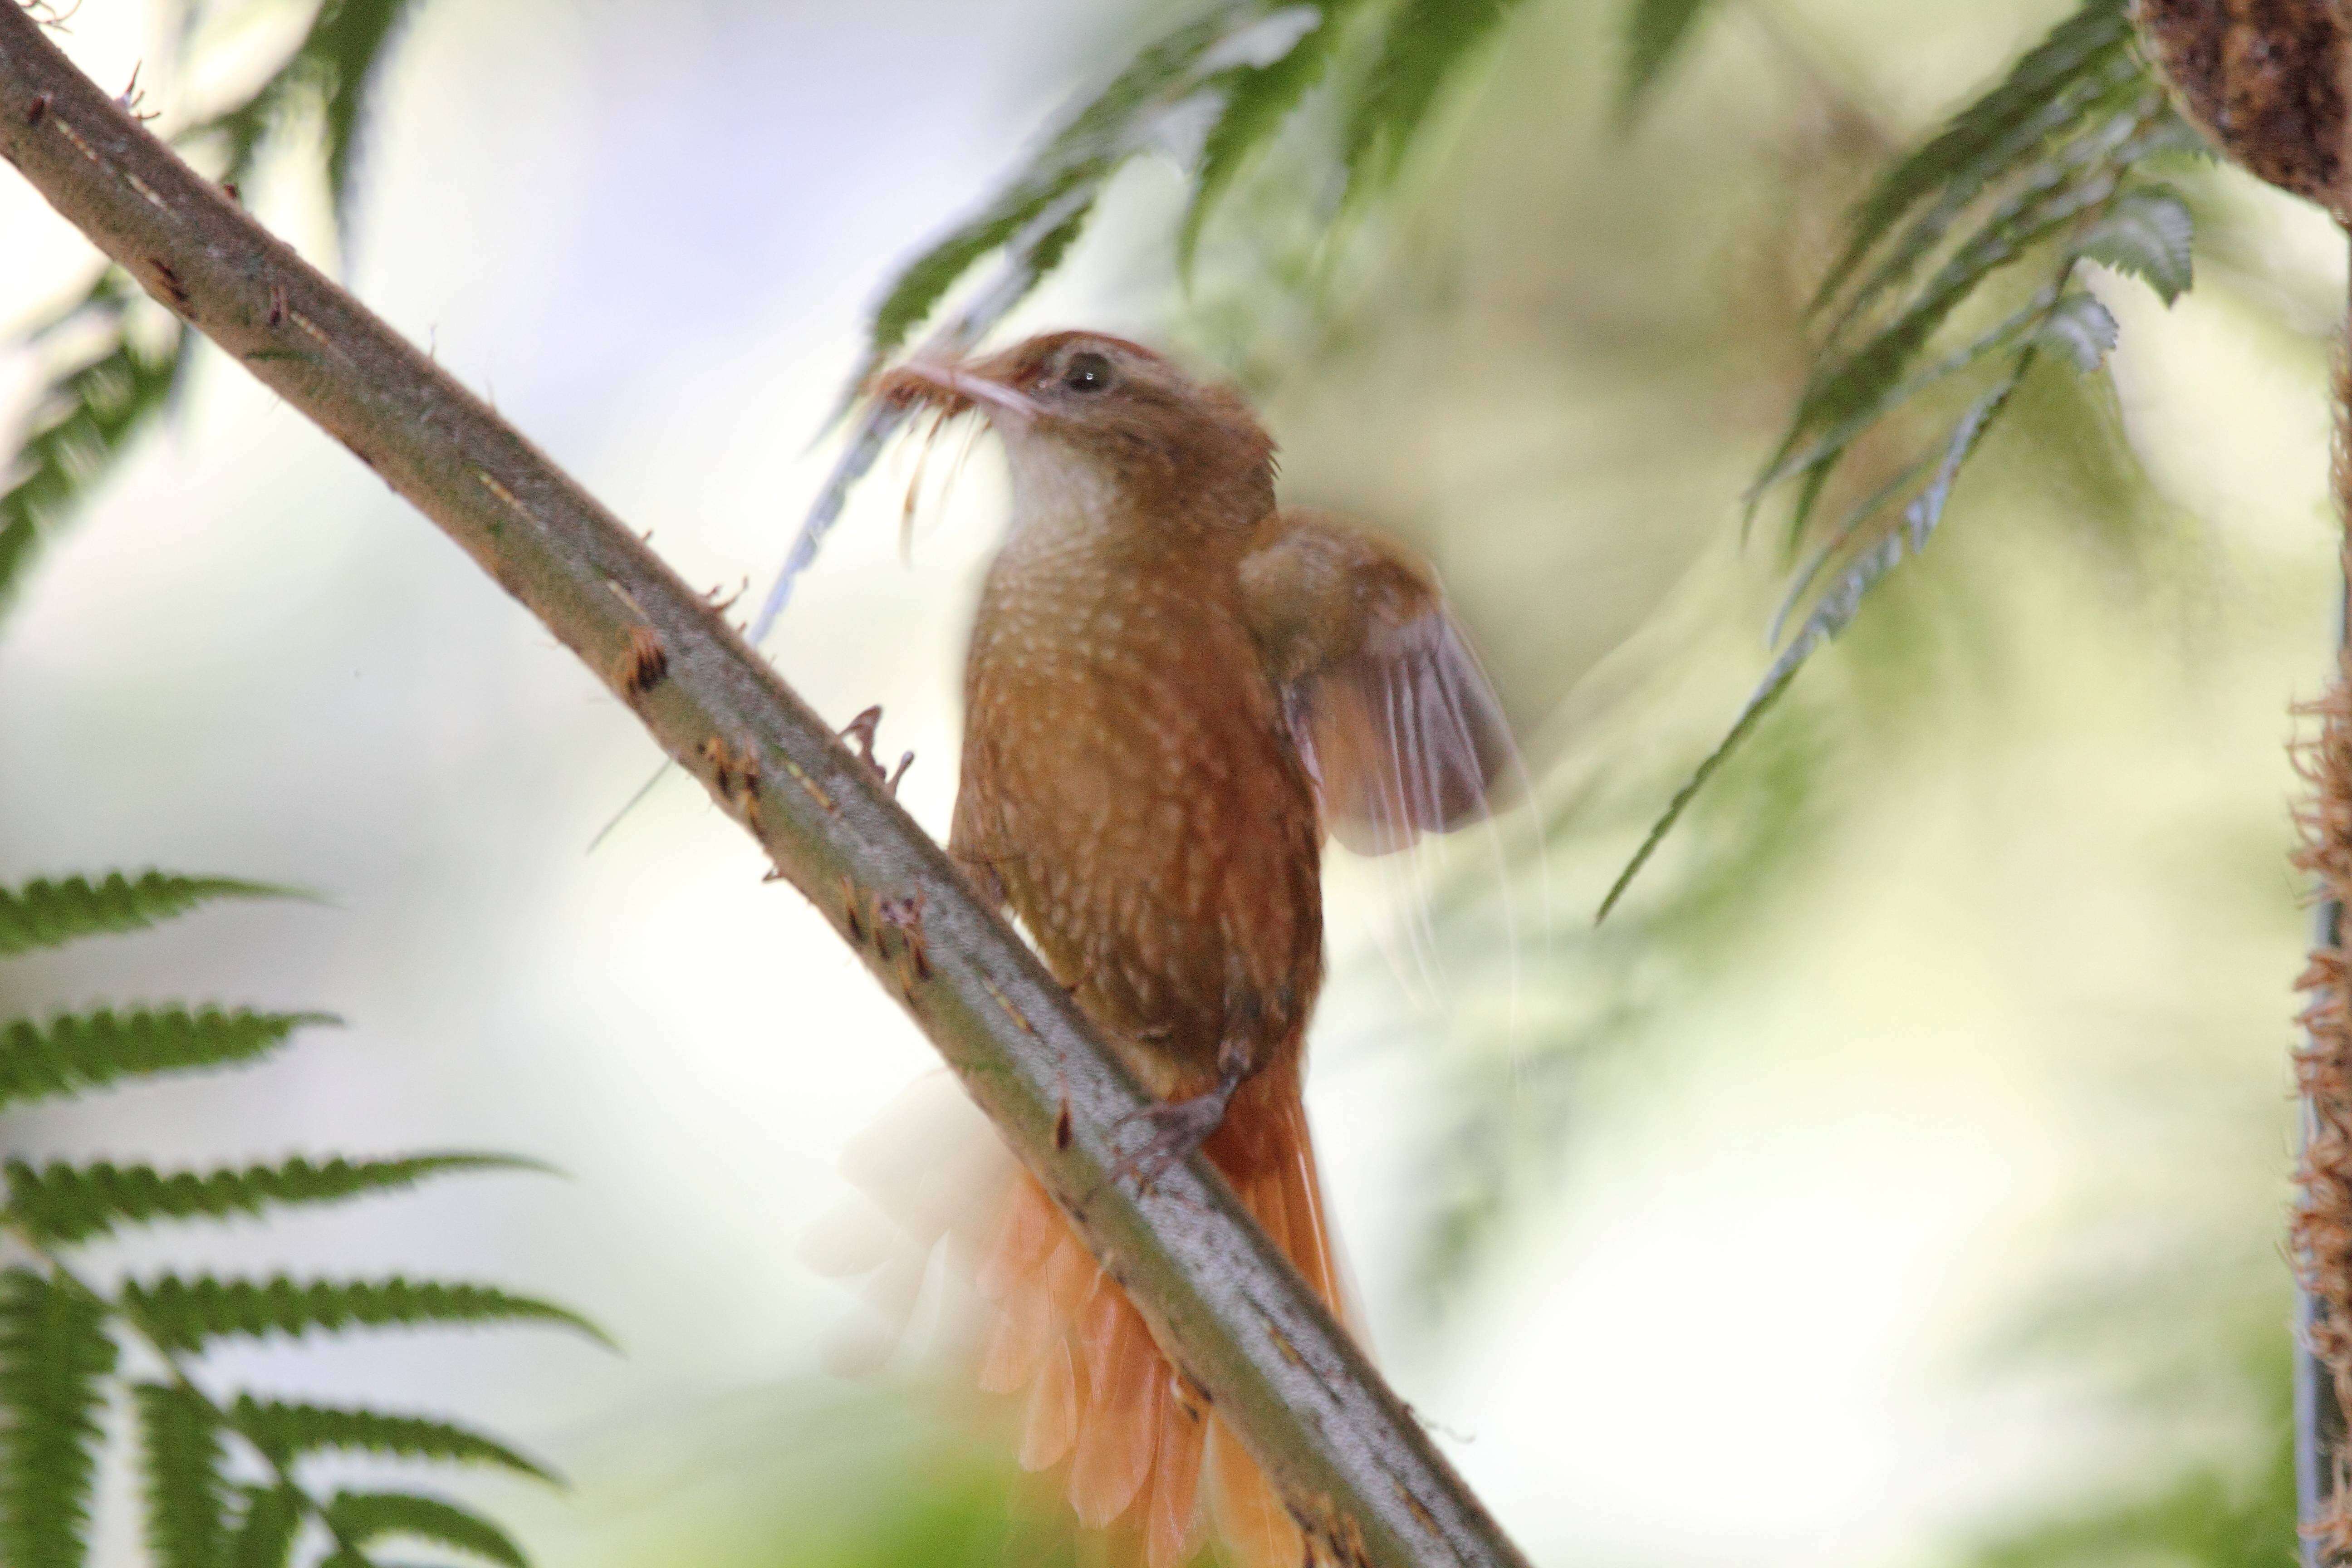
[307,0,427,232]
[853,5,1253,396]
[1180,1,1357,274]
[231,1396,558,1484]
[1809,0,2137,311]
[0,1269,118,1568]
[1342,0,1524,201]
[5,1153,542,1245]
[0,1007,335,1111]
[227,1485,304,1568]
[1601,368,2025,921]
[0,277,192,618]
[323,1489,527,1568]
[136,1382,233,1568]
[0,870,294,956]
[1621,0,1719,121]
[122,1274,610,1353]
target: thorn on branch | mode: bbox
[698,735,760,804]
[840,874,870,945]
[707,576,748,614]
[267,283,287,328]
[146,256,188,310]
[24,92,49,127]
[616,624,668,698]
[221,178,240,204]
[117,62,152,123]
[878,892,931,992]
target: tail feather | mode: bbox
[1020,1335,1083,1471]
[1075,1272,1124,1399]
[977,1181,1061,1302]
[1146,1380,1208,1568]
[1069,1299,1164,1524]
[1207,1417,1303,1568]
[816,1067,1350,1568]
[977,1067,1346,1568]
[978,1266,1058,1393]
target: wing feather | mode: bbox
[1239,508,1517,855]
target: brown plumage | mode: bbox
[867,331,1514,1567]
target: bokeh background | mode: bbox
[0,0,2338,1564]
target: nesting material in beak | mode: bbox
[874,358,1043,421]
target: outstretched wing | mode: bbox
[1238,508,1517,856]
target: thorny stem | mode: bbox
[0,11,1533,1568]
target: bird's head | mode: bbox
[873,331,1276,544]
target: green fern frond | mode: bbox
[135,1382,231,1568]
[5,0,425,612]
[5,1154,544,1246]
[852,6,1247,398]
[0,1007,335,1111]
[1760,106,2152,515]
[1809,0,2137,313]
[0,872,296,957]
[1620,0,1718,122]
[0,1269,119,1568]
[1341,0,1524,201]
[0,278,192,617]
[324,1489,527,1568]
[2073,184,2194,302]
[122,1275,611,1354]
[851,0,1550,389]
[1602,370,2024,921]
[188,0,423,210]
[1813,59,2143,358]
[230,1396,559,1484]
[1179,1,1356,276]
[1600,0,2205,920]
[227,1486,304,1568]
[2034,289,2119,372]
[304,0,426,231]
[1751,286,2059,529]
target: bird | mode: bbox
[858,329,1516,1568]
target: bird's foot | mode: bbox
[1109,1089,1232,1195]
[839,705,913,796]
[1109,1046,1247,1194]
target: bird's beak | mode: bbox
[873,357,1042,423]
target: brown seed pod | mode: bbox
[2134,0,2352,216]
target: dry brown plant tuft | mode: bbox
[2137,0,2352,217]
[2292,331,2352,1559]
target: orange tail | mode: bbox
[974,1067,1353,1568]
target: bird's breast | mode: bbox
[956,542,1323,1088]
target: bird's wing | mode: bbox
[1238,507,1517,856]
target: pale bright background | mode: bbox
[0,2,2337,1564]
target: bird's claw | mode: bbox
[840,705,914,796]
[1109,1088,1231,1194]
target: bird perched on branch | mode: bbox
[855,330,1515,1567]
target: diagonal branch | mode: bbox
[0,9,1530,1567]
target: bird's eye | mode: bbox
[1061,351,1112,393]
